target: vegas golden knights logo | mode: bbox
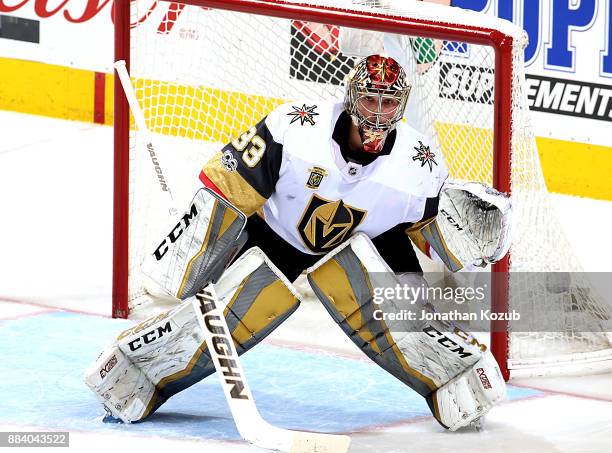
[298,194,367,253]
[306,166,327,190]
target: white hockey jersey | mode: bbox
[201,101,448,255]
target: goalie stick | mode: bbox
[114,59,351,452]
[192,287,351,453]
[114,60,177,214]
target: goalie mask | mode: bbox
[344,55,411,153]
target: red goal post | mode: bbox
[113,0,612,380]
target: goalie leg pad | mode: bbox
[142,187,247,300]
[85,248,300,422]
[427,353,505,430]
[306,233,505,428]
[84,344,156,423]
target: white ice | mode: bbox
[0,111,611,452]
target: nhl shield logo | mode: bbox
[306,166,327,190]
[298,193,367,253]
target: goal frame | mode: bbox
[112,0,514,379]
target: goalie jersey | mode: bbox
[200,101,448,256]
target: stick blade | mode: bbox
[290,432,351,453]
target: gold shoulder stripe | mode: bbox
[203,151,267,216]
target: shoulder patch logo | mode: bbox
[298,193,367,253]
[412,141,438,171]
[306,166,327,190]
[221,149,238,172]
[288,104,319,126]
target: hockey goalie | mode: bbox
[85,54,511,432]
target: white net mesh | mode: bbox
[123,0,612,374]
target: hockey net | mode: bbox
[113,0,612,378]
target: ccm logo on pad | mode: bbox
[154,203,199,260]
[128,322,173,352]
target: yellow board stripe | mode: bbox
[1,57,610,200]
[0,57,95,123]
[434,121,494,184]
[134,78,285,144]
[536,137,612,200]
